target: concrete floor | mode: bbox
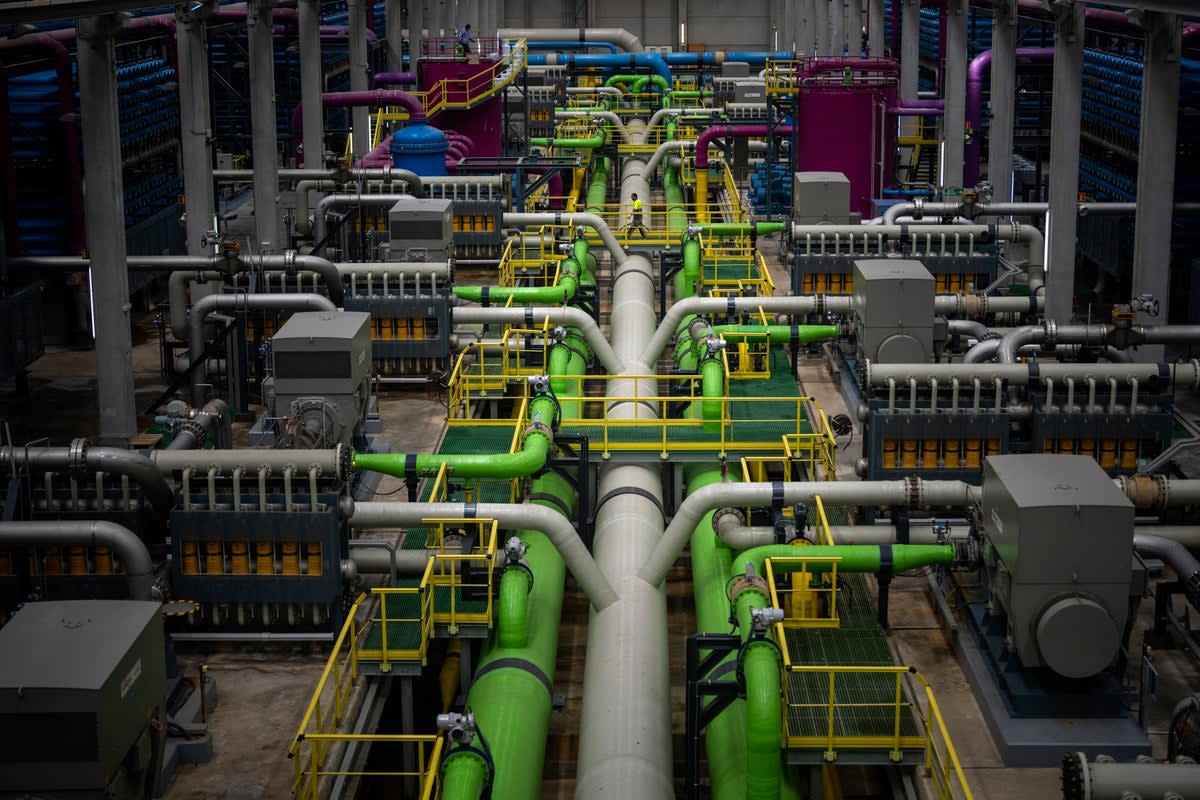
[5,223,1199,800]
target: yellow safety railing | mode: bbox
[785,404,839,481]
[290,593,367,799]
[912,671,976,800]
[699,239,775,297]
[811,495,836,545]
[720,164,750,222]
[765,59,806,95]
[293,734,443,800]
[360,516,499,670]
[765,555,841,628]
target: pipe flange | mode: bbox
[712,507,745,531]
[1059,752,1087,800]
[176,419,206,443]
[1043,319,1058,349]
[523,420,555,441]
[283,249,298,276]
[67,437,88,476]
[335,443,351,481]
[1192,359,1200,392]
[728,572,769,603]
[380,163,393,183]
[912,197,925,220]
[905,476,922,508]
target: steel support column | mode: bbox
[299,0,325,168]
[1045,1,1084,321]
[830,0,844,55]
[387,0,406,71]
[814,0,831,55]
[987,0,1017,202]
[796,0,814,55]
[868,0,884,55]
[409,0,424,54]
[900,0,919,98]
[77,15,136,442]
[177,9,215,257]
[942,0,967,188]
[349,0,370,159]
[1131,12,1181,361]
[248,0,280,250]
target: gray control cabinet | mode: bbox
[981,455,1134,677]
[793,172,853,224]
[388,197,453,262]
[0,601,166,793]
[852,259,935,364]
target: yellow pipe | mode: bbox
[306,542,323,576]
[439,638,462,712]
[696,169,710,223]
[205,541,223,574]
[256,542,274,575]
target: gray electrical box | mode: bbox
[852,259,935,364]
[0,601,166,795]
[981,455,1135,678]
[733,80,766,104]
[793,172,853,224]
[721,61,751,78]
[265,311,373,448]
[388,197,453,262]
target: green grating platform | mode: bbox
[782,573,921,755]
[362,583,490,653]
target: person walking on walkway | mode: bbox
[457,23,475,55]
[627,192,647,238]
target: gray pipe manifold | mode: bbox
[1062,752,1200,800]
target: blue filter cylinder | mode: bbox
[390,120,449,176]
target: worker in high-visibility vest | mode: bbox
[627,192,647,238]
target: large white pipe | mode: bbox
[0,521,154,599]
[502,212,628,265]
[863,360,1200,389]
[498,27,644,51]
[348,501,618,609]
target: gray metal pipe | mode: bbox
[214,167,425,195]
[882,200,1200,225]
[1062,751,1200,800]
[149,446,348,481]
[864,360,1200,389]
[313,193,415,243]
[451,305,623,374]
[502,212,628,266]
[639,478,979,586]
[498,27,644,51]
[348,500,617,609]
[298,0,324,168]
[0,521,154,599]
[947,319,996,342]
[349,545,433,577]
[985,323,1200,364]
[165,399,232,451]
[189,293,337,405]
[0,444,175,522]
[965,339,1134,363]
[347,0,370,159]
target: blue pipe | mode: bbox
[526,52,672,84]
[528,41,619,53]
[663,50,793,67]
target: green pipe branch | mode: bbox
[351,394,558,479]
[585,157,610,214]
[732,543,957,580]
[711,324,841,345]
[497,564,533,648]
[452,259,581,305]
[530,127,607,150]
[732,578,784,800]
[632,74,671,95]
[696,222,789,238]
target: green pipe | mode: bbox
[530,129,607,149]
[632,74,671,94]
[711,324,841,345]
[585,157,609,214]
[663,166,688,238]
[497,565,532,648]
[700,357,724,432]
[548,329,589,417]
[686,466,750,799]
[452,262,579,305]
[697,222,789,237]
[733,543,956,579]
[441,748,491,798]
[669,89,713,99]
[604,73,643,89]
[680,233,702,300]
[732,581,784,800]
[440,469,575,799]
[351,395,557,479]
[572,237,597,282]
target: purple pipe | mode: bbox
[964,47,1053,187]
[374,71,417,86]
[696,125,794,169]
[890,107,944,116]
[903,99,944,109]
